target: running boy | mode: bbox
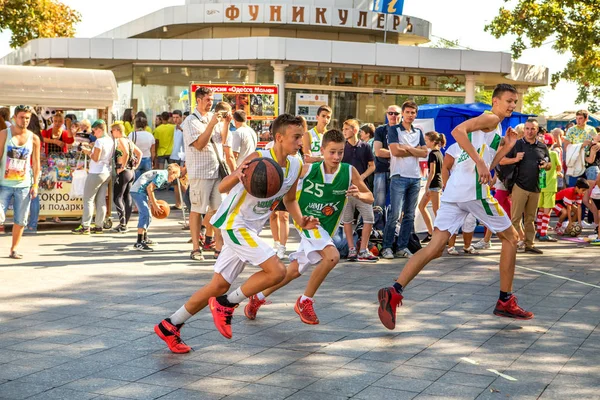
[154,114,318,352]
[302,105,331,163]
[377,83,534,330]
[130,164,181,251]
[554,178,590,235]
[244,129,374,324]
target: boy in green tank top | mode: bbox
[244,129,374,324]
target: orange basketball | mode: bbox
[241,157,284,198]
[152,199,170,219]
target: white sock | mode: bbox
[226,287,247,304]
[257,292,266,301]
[300,295,312,303]
[169,305,193,325]
[274,241,280,248]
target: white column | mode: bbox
[465,74,476,104]
[247,64,257,84]
[272,62,288,116]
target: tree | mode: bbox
[485,1,600,105]
[522,88,548,115]
[475,87,492,105]
[0,0,81,48]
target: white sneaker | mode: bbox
[381,248,394,259]
[447,246,459,255]
[276,245,286,259]
[582,221,597,229]
[463,245,480,255]
[517,240,526,251]
[472,239,491,250]
[395,248,413,258]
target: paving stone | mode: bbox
[106,382,176,399]
[256,372,319,390]
[61,376,128,394]
[423,382,484,398]
[372,374,433,393]
[185,377,249,395]
[93,365,158,382]
[354,385,418,400]
[283,389,350,400]
[437,371,496,389]
[155,388,224,400]
[25,387,98,400]
[303,369,384,397]
[229,383,297,400]
[389,365,448,381]
[137,370,202,388]
[0,381,54,400]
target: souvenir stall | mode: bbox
[0,65,118,227]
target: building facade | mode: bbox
[0,0,548,126]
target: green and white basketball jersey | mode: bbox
[442,123,502,203]
[295,161,352,238]
[309,127,324,157]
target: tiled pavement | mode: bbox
[2,208,600,399]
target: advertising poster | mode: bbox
[190,83,278,120]
[295,94,330,122]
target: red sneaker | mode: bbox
[202,240,215,251]
[244,295,268,320]
[377,287,403,330]
[493,295,534,320]
[294,297,319,325]
[154,319,191,353]
[209,296,237,339]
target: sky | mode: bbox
[0,0,582,115]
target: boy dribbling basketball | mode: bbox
[154,114,319,352]
[244,129,374,324]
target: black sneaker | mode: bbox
[72,225,90,235]
[421,234,432,243]
[113,225,128,234]
[91,227,104,234]
[143,239,157,246]
[134,242,153,252]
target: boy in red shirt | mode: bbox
[554,178,590,235]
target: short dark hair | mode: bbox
[526,118,539,125]
[401,100,418,112]
[360,123,375,139]
[316,105,332,116]
[135,111,147,120]
[492,83,518,99]
[160,111,170,122]
[576,109,589,118]
[172,110,183,117]
[271,114,304,137]
[195,87,213,99]
[322,129,345,149]
[576,178,590,190]
[183,111,190,117]
[64,113,77,122]
[135,116,148,130]
[233,110,247,123]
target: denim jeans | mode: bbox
[131,191,151,230]
[135,157,152,181]
[0,186,32,226]
[373,172,390,209]
[382,176,420,250]
[27,195,40,230]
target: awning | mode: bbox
[0,65,118,109]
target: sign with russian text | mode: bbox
[190,83,279,121]
[372,0,405,15]
[295,94,330,122]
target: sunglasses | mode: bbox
[15,105,33,113]
[387,112,400,116]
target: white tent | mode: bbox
[0,65,117,109]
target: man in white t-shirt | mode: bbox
[377,84,534,332]
[381,101,427,260]
[231,110,257,164]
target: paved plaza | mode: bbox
[2,196,600,399]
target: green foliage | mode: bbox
[0,0,81,48]
[522,88,548,115]
[485,1,600,104]
[431,38,461,49]
[475,88,493,105]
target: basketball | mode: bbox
[152,200,170,219]
[241,157,284,198]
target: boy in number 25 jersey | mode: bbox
[245,129,374,325]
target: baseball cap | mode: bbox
[91,119,106,129]
[543,133,554,146]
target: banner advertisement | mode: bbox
[38,182,83,217]
[295,94,330,122]
[190,83,279,120]
[372,0,405,15]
